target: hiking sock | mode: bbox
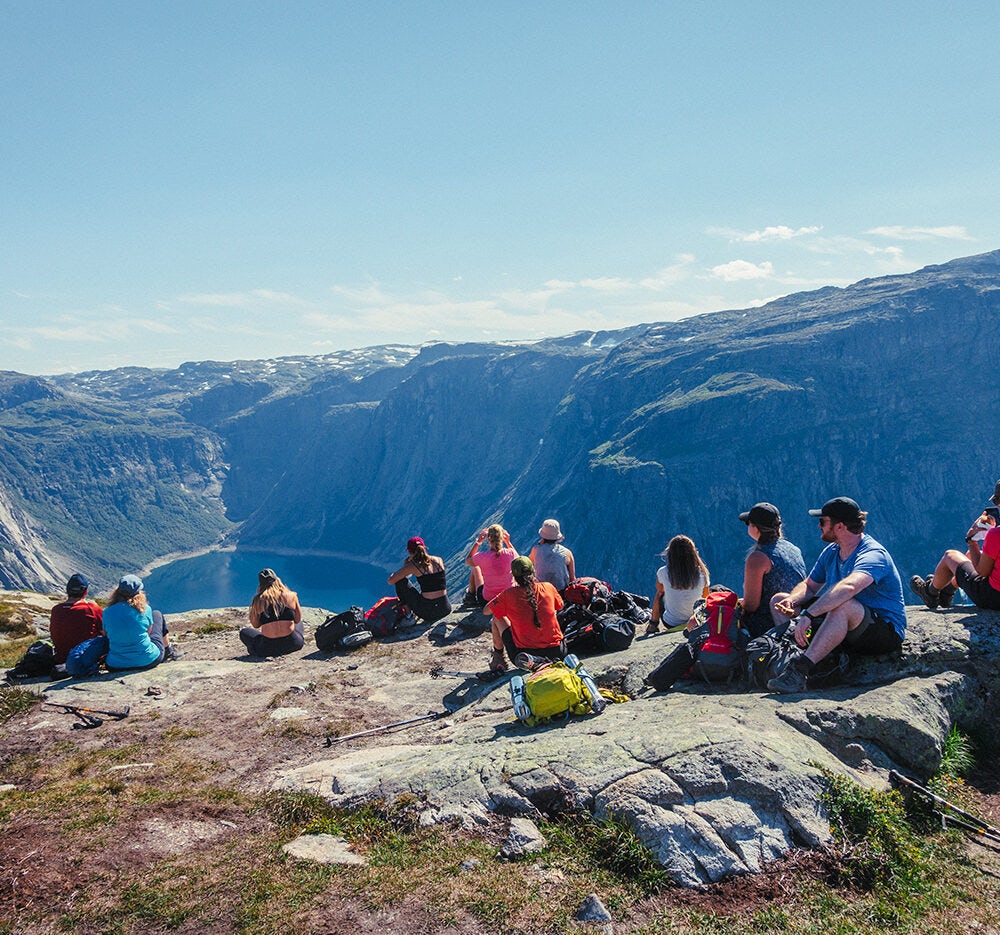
[794,654,816,676]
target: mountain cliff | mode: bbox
[1,252,997,596]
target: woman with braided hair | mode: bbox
[484,556,565,674]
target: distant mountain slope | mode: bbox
[0,258,997,597]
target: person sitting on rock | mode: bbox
[103,575,180,671]
[738,503,806,638]
[239,568,305,658]
[464,524,517,607]
[49,572,103,666]
[388,536,452,624]
[484,556,566,673]
[768,497,906,694]
[645,535,709,635]
[528,518,576,593]
[910,481,1000,611]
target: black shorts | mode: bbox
[954,560,1000,610]
[500,628,565,661]
[842,605,903,655]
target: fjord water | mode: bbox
[143,549,388,615]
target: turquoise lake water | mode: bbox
[142,549,389,615]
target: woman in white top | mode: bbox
[646,535,709,633]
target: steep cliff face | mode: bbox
[0,255,997,595]
[0,374,233,589]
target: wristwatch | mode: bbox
[801,609,816,622]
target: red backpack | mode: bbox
[563,577,612,608]
[691,587,747,684]
[364,597,408,638]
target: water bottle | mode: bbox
[563,653,606,715]
[509,674,531,722]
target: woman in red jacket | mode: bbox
[484,556,565,674]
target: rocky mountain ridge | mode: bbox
[0,252,998,595]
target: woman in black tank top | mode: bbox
[239,568,305,657]
[388,536,452,625]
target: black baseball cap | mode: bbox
[989,480,1000,506]
[808,497,862,524]
[739,502,781,527]
[66,573,89,595]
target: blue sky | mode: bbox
[2,1,997,375]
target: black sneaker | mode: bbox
[937,583,957,608]
[909,575,939,609]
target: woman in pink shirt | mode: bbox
[464,524,518,607]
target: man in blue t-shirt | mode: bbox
[767,496,906,694]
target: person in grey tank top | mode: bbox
[739,502,807,638]
[529,519,576,592]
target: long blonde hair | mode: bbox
[108,587,147,613]
[251,577,294,619]
[486,524,504,554]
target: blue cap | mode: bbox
[118,574,144,597]
[66,573,89,595]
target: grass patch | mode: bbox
[938,726,975,779]
[820,768,926,891]
[0,600,36,638]
[0,685,39,722]
[191,619,234,636]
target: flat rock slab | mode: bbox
[282,833,367,865]
[275,609,1000,888]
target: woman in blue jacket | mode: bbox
[102,574,179,670]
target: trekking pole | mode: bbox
[889,770,1000,839]
[323,710,447,745]
[937,813,1000,846]
[42,701,130,729]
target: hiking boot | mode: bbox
[909,575,940,609]
[644,620,660,636]
[767,661,809,694]
[162,644,183,662]
[937,583,957,608]
[488,650,507,675]
[460,590,478,609]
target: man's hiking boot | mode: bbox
[909,575,940,609]
[767,658,809,694]
[644,620,660,636]
[163,644,183,662]
[937,583,957,608]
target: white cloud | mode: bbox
[177,289,309,308]
[865,225,973,241]
[710,259,775,281]
[709,225,821,243]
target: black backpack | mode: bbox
[5,639,55,680]
[315,607,372,652]
[746,622,851,689]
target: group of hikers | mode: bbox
[9,483,1000,691]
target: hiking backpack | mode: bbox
[64,635,109,678]
[558,605,635,655]
[4,639,55,681]
[746,622,851,690]
[315,607,372,652]
[515,660,593,725]
[690,586,748,685]
[563,577,612,611]
[364,596,408,638]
